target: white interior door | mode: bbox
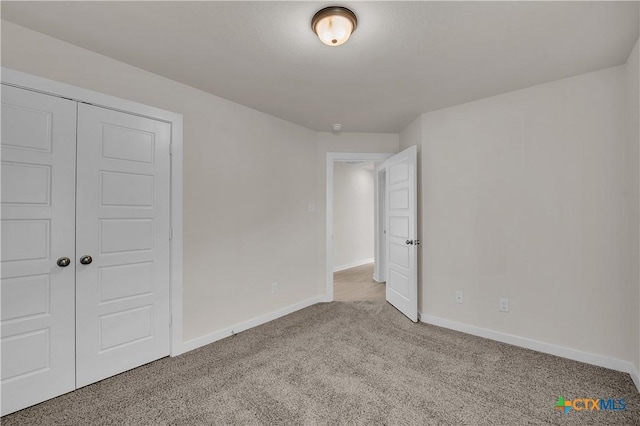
[381,145,418,322]
[1,85,77,415]
[75,104,171,387]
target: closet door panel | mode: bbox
[75,104,171,388]
[0,85,77,415]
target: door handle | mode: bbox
[405,240,420,246]
[406,240,414,245]
[79,255,93,265]
[57,257,71,267]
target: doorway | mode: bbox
[332,160,379,301]
[325,153,392,301]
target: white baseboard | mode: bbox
[372,272,385,283]
[333,258,374,273]
[630,365,640,394]
[420,313,640,393]
[175,296,322,355]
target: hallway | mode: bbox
[333,263,385,301]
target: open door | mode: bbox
[379,146,418,322]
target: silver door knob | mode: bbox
[57,257,71,267]
[79,255,93,265]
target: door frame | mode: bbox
[375,166,387,283]
[325,152,393,301]
[1,67,185,356]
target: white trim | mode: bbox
[373,167,386,283]
[333,258,374,273]
[169,118,184,357]
[1,68,180,125]
[421,313,640,385]
[1,67,185,357]
[177,296,322,355]
[326,152,393,302]
[630,366,640,394]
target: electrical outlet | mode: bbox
[456,291,463,304]
[499,298,509,312]
[271,282,278,294]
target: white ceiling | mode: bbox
[2,1,638,133]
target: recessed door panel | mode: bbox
[100,219,154,254]
[1,85,76,415]
[1,220,50,262]
[99,306,153,351]
[100,171,154,207]
[1,329,50,382]
[1,162,51,205]
[101,124,155,163]
[76,103,170,388]
[389,243,410,269]
[389,217,409,238]
[389,163,409,184]
[389,188,409,210]
[388,269,410,299]
[99,262,153,303]
[1,103,52,152]
[1,274,50,322]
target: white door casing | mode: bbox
[75,104,171,387]
[381,146,418,322]
[1,86,77,414]
[375,168,387,283]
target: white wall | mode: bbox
[1,21,320,344]
[416,62,638,365]
[626,38,640,372]
[333,162,375,270]
[315,132,399,294]
[399,116,422,152]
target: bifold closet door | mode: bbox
[1,85,77,415]
[75,103,171,388]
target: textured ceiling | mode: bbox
[2,1,638,133]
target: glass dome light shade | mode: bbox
[312,7,357,47]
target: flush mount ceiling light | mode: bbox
[311,6,357,46]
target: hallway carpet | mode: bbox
[3,301,639,425]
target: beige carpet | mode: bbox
[3,301,639,425]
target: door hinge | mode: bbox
[169,228,173,240]
[169,143,173,155]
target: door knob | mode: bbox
[79,255,93,265]
[57,257,71,267]
[406,240,414,245]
